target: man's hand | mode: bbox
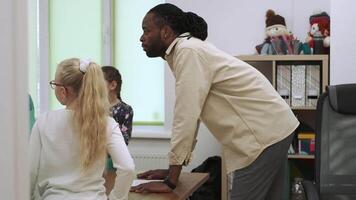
[137,169,169,180]
[132,165,182,194]
[130,181,172,193]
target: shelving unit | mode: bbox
[221,55,329,200]
[237,54,328,127]
[237,55,329,98]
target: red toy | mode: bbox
[306,12,330,54]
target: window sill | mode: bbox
[132,125,171,139]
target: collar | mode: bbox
[164,32,191,59]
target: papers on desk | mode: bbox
[132,179,163,187]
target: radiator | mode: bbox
[131,153,168,171]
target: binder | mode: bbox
[291,65,306,107]
[305,65,320,107]
[277,65,291,105]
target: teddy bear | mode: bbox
[256,9,293,55]
[305,12,330,54]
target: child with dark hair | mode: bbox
[102,66,134,172]
[102,66,133,145]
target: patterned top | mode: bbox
[110,101,133,145]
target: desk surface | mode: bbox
[104,171,209,200]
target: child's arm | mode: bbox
[107,121,135,200]
[119,106,133,145]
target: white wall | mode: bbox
[167,0,356,84]
[168,0,330,55]
[330,1,356,84]
[0,0,29,199]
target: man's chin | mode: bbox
[146,52,159,58]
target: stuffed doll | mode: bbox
[306,12,330,54]
[256,10,293,55]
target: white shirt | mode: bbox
[165,33,299,173]
[30,109,135,200]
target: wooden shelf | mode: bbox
[237,54,328,61]
[288,154,315,159]
[236,54,329,94]
[291,106,316,110]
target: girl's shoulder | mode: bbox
[111,101,133,114]
[119,101,133,112]
[31,109,72,136]
[106,116,121,137]
[35,109,71,125]
[107,116,119,129]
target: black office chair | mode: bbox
[303,83,356,200]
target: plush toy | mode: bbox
[306,12,330,54]
[256,10,293,55]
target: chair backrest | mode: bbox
[315,84,356,200]
[190,156,221,200]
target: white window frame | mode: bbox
[38,0,50,115]
[37,0,173,138]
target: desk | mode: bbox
[104,171,209,200]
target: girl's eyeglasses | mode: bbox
[49,80,65,89]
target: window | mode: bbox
[28,0,39,117]
[49,0,102,110]
[114,0,164,125]
[29,0,167,135]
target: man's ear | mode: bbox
[161,25,171,40]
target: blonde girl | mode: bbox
[30,58,135,200]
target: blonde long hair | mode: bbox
[57,58,109,171]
